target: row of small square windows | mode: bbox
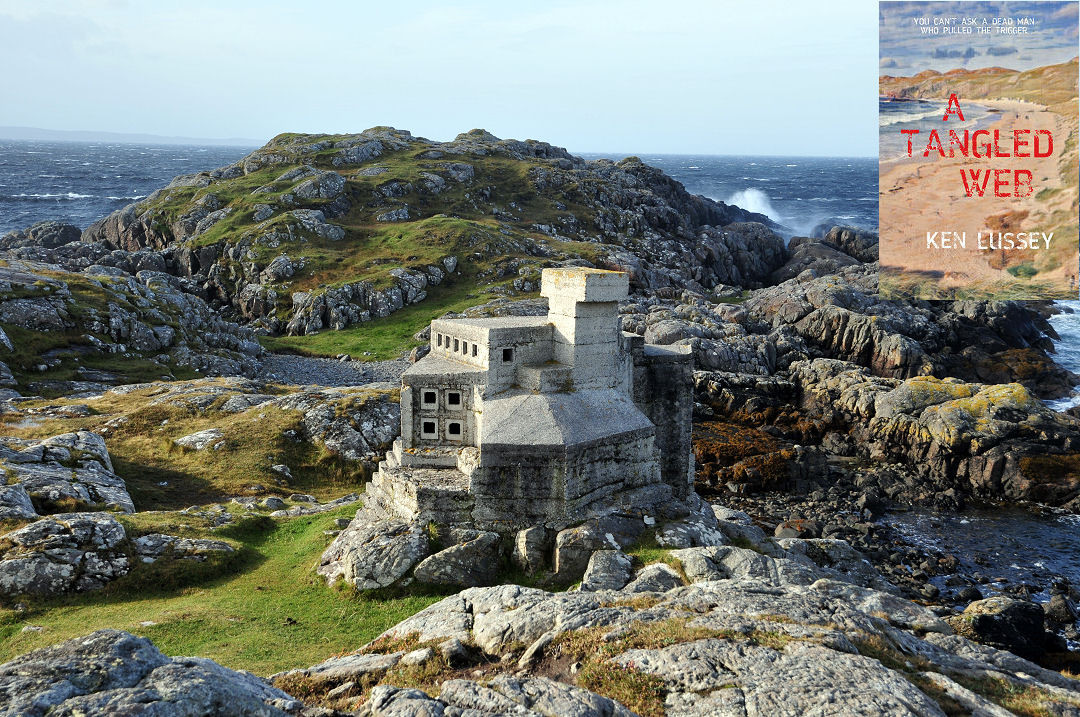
[434,334,514,363]
[436,334,479,357]
[421,419,462,440]
[422,389,461,408]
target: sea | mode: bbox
[1,139,1077,595]
[878,97,995,162]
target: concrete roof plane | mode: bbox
[480,389,654,448]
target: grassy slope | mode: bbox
[127,136,614,358]
[0,383,395,509]
[0,263,202,391]
[0,506,443,675]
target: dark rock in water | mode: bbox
[949,596,1049,660]
[0,221,81,250]
[1045,594,1079,624]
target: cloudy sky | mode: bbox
[880,1,1078,74]
[0,1,882,155]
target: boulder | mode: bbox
[413,532,500,588]
[0,629,297,716]
[132,534,235,563]
[624,562,685,593]
[173,428,225,451]
[0,513,129,596]
[949,596,1049,660]
[317,517,429,589]
[580,550,633,592]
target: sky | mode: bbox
[0,0,884,156]
[880,1,1079,73]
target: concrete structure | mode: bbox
[364,267,693,533]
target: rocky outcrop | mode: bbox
[0,431,134,514]
[0,127,789,337]
[0,511,236,597]
[789,359,1080,507]
[0,259,262,389]
[0,629,298,716]
[360,576,1078,717]
[0,513,129,596]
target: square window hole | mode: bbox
[447,422,462,436]
[472,345,478,357]
[422,390,437,406]
[454,338,459,352]
[447,391,461,406]
[421,421,437,437]
[502,348,514,362]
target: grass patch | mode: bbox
[578,660,666,717]
[0,505,440,675]
[260,279,499,360]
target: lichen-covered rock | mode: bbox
[132,534,235,563]
[0,629,297,716]
[173,428,225,451]
[413,531,500,588]
[0,431,134,514]
[580,550,633,592]
[358,676,636,717]
[0,513,129,596]
[317,517,429,589]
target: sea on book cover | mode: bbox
[879,0,1079,300]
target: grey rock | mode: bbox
[580,550,633,592]
[554,525,611,582]
[132,534,234,563]
[512,526,547,576]
[0,513,129,596]
[0,484,36,520]
[0,629,295,716]
[413,531,500,588]
[624,562,685,593]
[376,206,409,222]
[317,518,429,589]
[173,428,225,451]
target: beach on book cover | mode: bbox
[879,0,1079,300]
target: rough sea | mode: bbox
[0,138,1077,597]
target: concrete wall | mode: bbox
[632,343,695,499]
[470,429,661,529]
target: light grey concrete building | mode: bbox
[364,267,694,532]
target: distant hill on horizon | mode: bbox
[0,125,262,146]
[879,57,1079,111]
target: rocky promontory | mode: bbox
[0,128,1079,715]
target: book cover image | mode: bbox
[879,1,1079,300]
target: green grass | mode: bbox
[260,279,502,360]
[0,505,441,675]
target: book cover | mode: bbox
[879,1,1079,299]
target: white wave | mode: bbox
[105,194,146,200]
[878,108,942,126]
[726,188,782,223]
[11,192,92,199]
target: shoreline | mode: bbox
[878,96,1076,297]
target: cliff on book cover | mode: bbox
[879,0,1079,300]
